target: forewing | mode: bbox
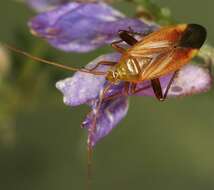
[133,49,174,80]
[128,25,184,57]
[128,25,197,81]
[128,36,175,80]
[136,47,197,81]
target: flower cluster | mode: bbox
[28,2,156,52]
[56,53,212,146]
[28,1,213,147]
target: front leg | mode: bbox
[112,27,147,51]
[111,40,126,53]
[103,82,130,101]
[118,30,138,46]
[119,27,149,37]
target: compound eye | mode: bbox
[113,72,116,78]
[113,71,119,79]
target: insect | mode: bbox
[104,23,207,100]
[4,23,206,156]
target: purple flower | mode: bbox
[27,0,70,12]
[29,1,212,148]
[28,2,156,52]
[56,53,212,146]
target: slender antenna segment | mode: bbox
[3,44,106,76]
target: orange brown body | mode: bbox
[106,24,206,83]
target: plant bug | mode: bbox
[3,23,207,182]
[5,24,207,101]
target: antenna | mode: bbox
[3,44,106,76]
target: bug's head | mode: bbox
[179,24,207,49]
[106,70,119,82]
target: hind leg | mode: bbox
[151,71,179,101]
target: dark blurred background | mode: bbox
[0,0,214,190]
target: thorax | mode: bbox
[111,53,152,82]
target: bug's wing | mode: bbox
[128,34,176,81]
[132,48,173,80]
[129,26,180,56]
[129,41,173,58]
[128,27,179,58]
[128,25,198,81]
[133,47,197,81]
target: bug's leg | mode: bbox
[87,82,113,188]
[130,83,137,93]
[88,84,112,145]
[151,71,179,101]
[119,27,151,39]
[163,71,179,100]
[128,26,148,36]
[151,78,163,101]
[111,40,126,53]
[103,82,130,102]
[119,28,142,37]
[118,30,138,46]
[104,82,152,100]
[87,81,132,181]
[131,83,152,94]
[88,61,117,71]
[122,82,131,96]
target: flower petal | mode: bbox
[168,64,212,96]
[82,96,129,146]
[134,64,212,97]
[56,53,120,106]
[56,51,212,146]
[27,0,69,12]
[29,2,155,52]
